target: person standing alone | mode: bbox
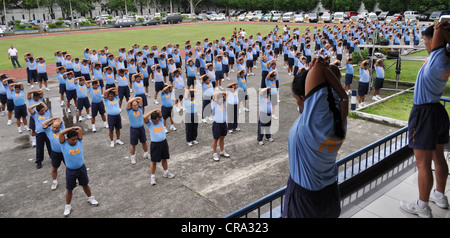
[8,45,21,69]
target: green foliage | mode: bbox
[48,23,58,28]
[352,49,369,65]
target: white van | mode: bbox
[333,12,344,23]
[282,12,294,22]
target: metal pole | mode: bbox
[3,0,7,26]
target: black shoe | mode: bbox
[36,162,42,169]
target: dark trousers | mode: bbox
[185,113,198,142]
[257,112,271,141]
[36,132,52,164]
[227,103,238,130]
[10,56,21,68]
[202,98,211,119]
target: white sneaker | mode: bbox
[227,77,230,81]
[31,136,36,147]
[143,151,150,159]
[376,95,383,100]
[235,128,240,131]
[163,171,175,179]
[130,88,133,93]
[104,121,109,128]
[87,196,99,206]
[187,141,193,146]
[18,127,22,134]
[61,101,65,107]
[110,141,115,148]
[258,141,264,145]
[78,116,84,122]
[63,204,72,217]
[45,88,50,91]
[151,176,156,185]
[131,155,136,164]
[154,100,159,105]
[213,153,219,161]
[30,84,34,89]
[51,180,58,190]
[202,118,207,123]
[170,125,177,131]
[7,120,12,126]
[67,108,71,114]
[265,137,274,142]
[165,127,169,133]
[92,125,96,132]
[115,139,124,145]
[430,190,449,209]
[192,140,198,144]
[86,114,91,120]
[229,129,233,134]
[220,151,230,158]
[400,200,432,218]
[244,108,249,112]
[372,96,379,101]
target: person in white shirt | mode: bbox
[8,45,21,69]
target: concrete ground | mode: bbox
[0,53,401,218]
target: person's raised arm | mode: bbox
[432,21,450,51]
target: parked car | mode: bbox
[308,12,318,22]
[440,15,450,22]
[358,12,368,20]
[333,12,344,23]
[393,13,403,21]
[210,13,226,21]
[404,14,417,22]
[282,12,295,22]
[378,11,395,20]
[367,12,378,22]
[197,13,207,20]
[322,12,332,22]
[344,11,357,19]
[271,13,282,22]
[419,12,430,21]
[403,11,420,19]
[385,16,396,24]
[253,13,265,21]
[429,10,450,21]
[238,14,246,21]
[349,15,359,23]
[294,14,304,23]
[163,14,183,24]
[143,18,160,26]
[114,18,135,28]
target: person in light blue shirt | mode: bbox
[25,56,38,85]
[160,85,176,133]
[28,102,52,169]
[103,66,115,90]
[36,57,49,90]
[131,73,148,112]
[74,77,91,121]
[80,59,91,81]
[283,57,348,218]
[183,89,199,146]
[226,83,239,133]
[402,23,450,218]
[372,59,385,101]
[344,58,354,94]
[201,74,214,122]
[87,80,107,132]
[42,117,65,190]
[59,126,99,216]
[211,91,230,161]
[257,87,273,145]
[9,82,29,133]
[103,87,124,147]
[126,97,149,164]
[144,109,175,185]
[357,60,370,108]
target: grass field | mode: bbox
[0,22,309,70]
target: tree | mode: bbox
[186,0,203,15]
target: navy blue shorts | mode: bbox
[38,73,48,82]
[215,71,224,80]
[29,116,35,131]
[344,74,353,85]
[66,89,77,101]
[212,122,227,139]
[91,101,105,117]
[223,65,229,74]
[107,114,122,132]
[105,83,115,90]
[77,97,91,111]
[408,103,449,150]
[374,77,384,90]
[59,84,66,95]
[14,104,27,119]
[0,94,6,105]
[136,94,148,107]
[187,76,196,87]
[161,106,173,119]
[282,177,341,218]
[66,164,89,190]
[155,81,164,92]
[130,126,147,146]
[118,86,130,100]
[6,99,14,111]
[358,82,369,96]
[150,139,170,162]
[246,60,253,68]
[288,58,294,67]
[51,151,65,168]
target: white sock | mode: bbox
[433,189,445,198]
[417,199,429,209]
